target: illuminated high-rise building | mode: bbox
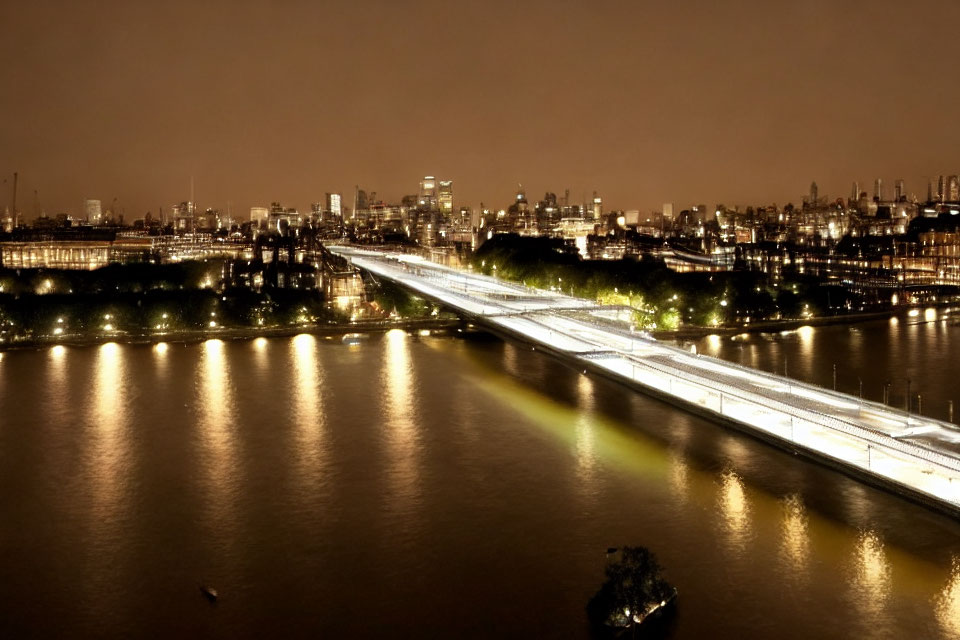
[326,192,342,217]
[438,180,453,214]
[84,199,102,223]
[937,175,946,202]
[949,175,960,202]
[873,178,883,201]
[592,192,603,220]
[809,181,818,205]
[894,179,905,202]
[419,176,438,210]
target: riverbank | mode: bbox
[0,317,462,352]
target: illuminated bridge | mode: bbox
[333,246,960,516]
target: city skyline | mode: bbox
[4,0,960,217]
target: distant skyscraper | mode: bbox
[438,180,453,214]
[662,203,674,221]
[84,199,102,223]
[809,181,818,205]
[894,179,905,202]
[326,192,342,217]
[937,175,946,202]
[353,188,368,218]
[592,192,603,220]
[873,178,883,201]
[949,176,960,202]
[851,182,859,202]
[419,176,438,210]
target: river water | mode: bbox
[1,319,959,638]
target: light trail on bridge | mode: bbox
[333,246,960,514]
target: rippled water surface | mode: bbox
[1,322,960,638]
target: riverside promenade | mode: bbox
[333,246,960,516]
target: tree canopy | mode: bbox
[587,546,676,631]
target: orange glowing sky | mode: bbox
[2,0,960,218]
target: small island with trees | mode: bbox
[587,546,677,635]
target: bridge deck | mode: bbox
[334,246,960,513]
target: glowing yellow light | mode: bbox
[253,337,267,350]
[103,323,114,331]
[53,327,63,335]
[796,325,814,341]
[154,342,168,354]
[51,345,66,357]
[936,557,960,638]
[719,470,751,551]
[780,494,809,573]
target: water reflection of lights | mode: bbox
[154,342,168,355]
[198,339,238,528]
[88,342,128,533]
[718,470,751,552]
[48,344,69,413]
[852,529,891,620]
[252,336,269,379]
[291,334,325,479]
[574,375,598,483]
[503,342,521,379]
[779,494,810,574]
[668,452,689,502]
[382,329,420,506]
[936,557,960,638]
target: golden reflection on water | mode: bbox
[936,557,960,638]
[382,330,420,508]
[46,346,69,420]
[252,336,269,378]
[291,334,326,480]
[779,494,810,577]
[197,339,238,527]
[668,451,689,504]
[88,342,129,530]
[852,529,892,622]
[574,374,598,483]
[503,342,521,379]
[718,469,751,552]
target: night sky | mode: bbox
[2,0,959,219]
